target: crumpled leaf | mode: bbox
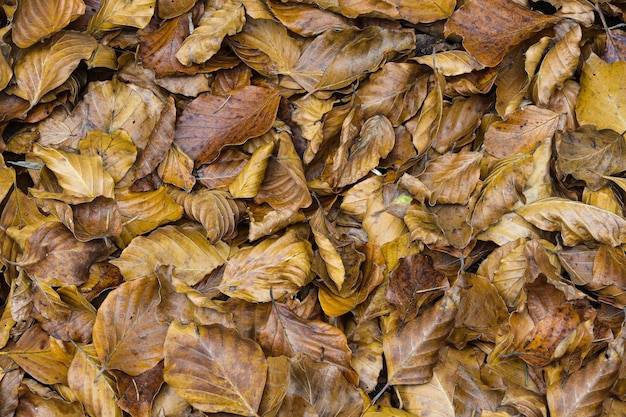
[176,0,245,66]
[9,31,97,106]
[258,301,358,385]
[12,0,86,48]
[168,187,246,244]
[267,0,353,37]
[517,197,626,247]
[547,334,624,416]
[445,0,560,67]
[93,276,168,376]
[577,53,626,135]
[556,125,626,191]
[219,229,313,302]
[174,85,280,166]
[111,222,229,284]
[228,17,302,79]
[288,26,415,93]
[164,320,267,416]
[286,354,364,417]
[10,221,110,287]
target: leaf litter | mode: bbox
[1,0,626,416]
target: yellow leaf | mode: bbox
[229,141,274,198]
[68,344,122,417]
[30,144,115,204]
[531,23,582,106]
[164,321,267,416]
[518,197,626,247]
[111,223,229,284]
[415,50,485,76]
[78,130,138,184]
[12,0,85,48]
[157,144,196,192]
[114,186,183,247]
[219,229,313,302]
[9,31,97,106]
[410,71,444,154]
[89,0,156,36]
[577,53,626,135]
[93,276,168,375]
[176,0,245,66]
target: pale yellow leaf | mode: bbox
[229,141,274,198]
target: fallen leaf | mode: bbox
[174,86,281,165]
[164,320,267,416]
[12,0,86,48]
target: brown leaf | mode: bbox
[556,125,626,191]
[93,276,168,375]
[12,221,110,287]
[547,335,624,416]
[288,26,415,93]
[418,150,482,205]
[115,362,164,417]
[357,62,429,127]
[196,148,250,190]
[483,106,561,159]
[12,0,85,48]
[157,0,196,19]
[387,253,449,323]
[445,0,560,67]
[174,85,281,166]
[286,354,364,417]
[258,301,358,385]
[267,0,353,37]
[383,286,459,385]
[164,321,267,416]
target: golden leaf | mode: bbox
[517,197,626,247]
[291,94,338,164]
[164,321,267,416]
[12,0,85,48]
[228,17,302,79]
[157,144,196,192]
[415,50,485,76]
[111,223,229,284]
[176,0,245,66]
[93,276,168,375]
[219,229,313,302]
[113,186,183,246]
[576,53,626,135]
[168,187,246,244]
[229,141,275,198]
[410,71,444,154]
[531,23,582,107]
[30,144,115,204]
[288,26,415,93]
[10,31,97,106]
[88,0,156,36]
[78,130,138,184]
[67,344,122,417]
[267,0,352,37]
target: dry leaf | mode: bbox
[164,320,267,416]
[174,86,281,165]
[12,0,86,48]
[88,0,156,36]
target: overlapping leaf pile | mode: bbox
[1,0,626,416]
